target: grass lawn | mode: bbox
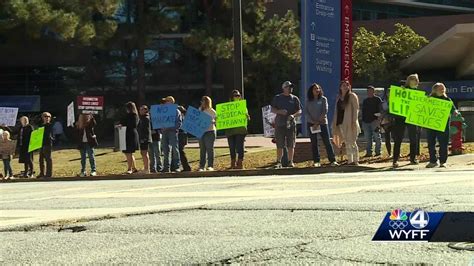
[4,142,473,178]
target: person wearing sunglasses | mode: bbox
[38,112,54,178]
[225,89,249,169]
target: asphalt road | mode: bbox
[1,168,473,264]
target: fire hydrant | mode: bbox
[449,110,467,155]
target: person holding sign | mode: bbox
[138,105,153,174]
[161,96,182,173]
[0,131,15,180]
[391,74,422,167]
[271,81,302,168]
[76,114,98,177]
[225,90,249,170]
[178,106,192,172]
[305,83,338,167]
[199,96,217,171]
[117,102,140,174]
[38,112,54,178]
[331,81,361,166]
[18,116,34,178]
[426,83,454,168]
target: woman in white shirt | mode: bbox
[199,96,217,171]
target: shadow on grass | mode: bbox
[68,151,114,162]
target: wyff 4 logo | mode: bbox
[372,209,442,241]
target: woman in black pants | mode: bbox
[178,106,191,172]
[392,74,422,167]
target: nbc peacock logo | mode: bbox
[389,209,409,229]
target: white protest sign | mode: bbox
[118,126,127,151]
[0,107,19,126]
[67,102,75,127]
[261,105,276,138]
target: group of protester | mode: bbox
[274,74,454,169]
[1,113,54,179]
[0,73,456,179]
[111,90,247,175]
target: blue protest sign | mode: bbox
[150,104,178,129]
[182,106,212,139]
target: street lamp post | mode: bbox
[232,0,244,98]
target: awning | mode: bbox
[401,23,474,79]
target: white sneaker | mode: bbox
[79,172,86,177]
[314,162,321,168]
[198,168,205,172]
[274,163,282,169]
[126,170,133,174]
[90,171,97,176]
[207,167,215,171]
[330,162,339,167]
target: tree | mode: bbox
[0,0,120,46]
[383,23,429,82]
[125,0,178,104]
[353,23,428,85]
[243,8,301,109]
[184,0,233,97]
[353,27,386,84]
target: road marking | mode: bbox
[0,172,471,229]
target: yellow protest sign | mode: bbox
[216,100,248,130]
[28,127,44,152]
[406,96,453,132]
[389,85,426,117]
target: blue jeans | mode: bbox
[3,158,13,177]
[363,121,382,155]
[308,124,336,163]
[227,134,246,160]
[162,130,181,171]
[427,127,449,164]
[199,131,216,169]
[80,144,96,172]
[149,140,162,172]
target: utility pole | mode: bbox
[232,0,244,98]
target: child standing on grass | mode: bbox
[0,131,16,180]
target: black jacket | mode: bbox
[76,118,98,148]
[41,123,54,147]
[138,114,152,144]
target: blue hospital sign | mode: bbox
[301,0,352,135]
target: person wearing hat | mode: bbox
[38,112,54,178]
[271,81,302,168]
[161,96,182,173]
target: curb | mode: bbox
[0,165,375,183]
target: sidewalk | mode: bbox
[1,154,472,184]
[186,135,301,148]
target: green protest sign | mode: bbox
[406,96,453,132]
[216,100,248,130]
[389,85,426,117]
[28,127,44,152]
